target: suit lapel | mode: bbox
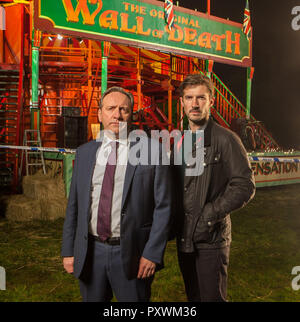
[85,140,102,222]
[86,140,102,181]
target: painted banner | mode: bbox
[34,0,252,67]
[250,155,300,187]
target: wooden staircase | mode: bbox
[0,64,23,191]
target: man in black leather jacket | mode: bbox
[172,74,255,302]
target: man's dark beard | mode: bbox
[189,108,208,127]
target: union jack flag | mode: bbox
[164,0,175,30]
[243,0,252,41]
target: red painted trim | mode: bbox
[72,37,80,48]
[255,177,300,183]
[16,5,24,147]
[14,4,25,191]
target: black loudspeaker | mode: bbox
[58,116,88,149]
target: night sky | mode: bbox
[172,0,300,150]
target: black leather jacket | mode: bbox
[171,118,256,252]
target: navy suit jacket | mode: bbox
[61,135,172,280]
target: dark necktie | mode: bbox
[97,141,119,241]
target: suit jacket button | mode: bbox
[84,235,87,240]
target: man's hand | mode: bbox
[137,257,156,279]
[63,257,74,274]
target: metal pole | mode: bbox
[101,42,108,95]
[31,29,40,131]
[207,0,211,15]
[137,48,142,110]
[168,55,173,131]
[246,67,253,120]
[88,40,92,100]
[16,4,24,146]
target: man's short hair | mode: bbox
[99,86,134,110]
[179,74,215,98]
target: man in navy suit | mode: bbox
[61,87,172,302]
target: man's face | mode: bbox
[180,85,214,128]
[98,91,132,136]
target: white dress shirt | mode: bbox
[89,134,129,238]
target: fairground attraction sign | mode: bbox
[249,153,300,187]
[34,0,252,67]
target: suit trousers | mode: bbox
[177,246,230,302]
[79,238,153,302]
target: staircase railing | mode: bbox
[0,67,20,191]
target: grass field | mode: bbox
[1,184,300,302]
